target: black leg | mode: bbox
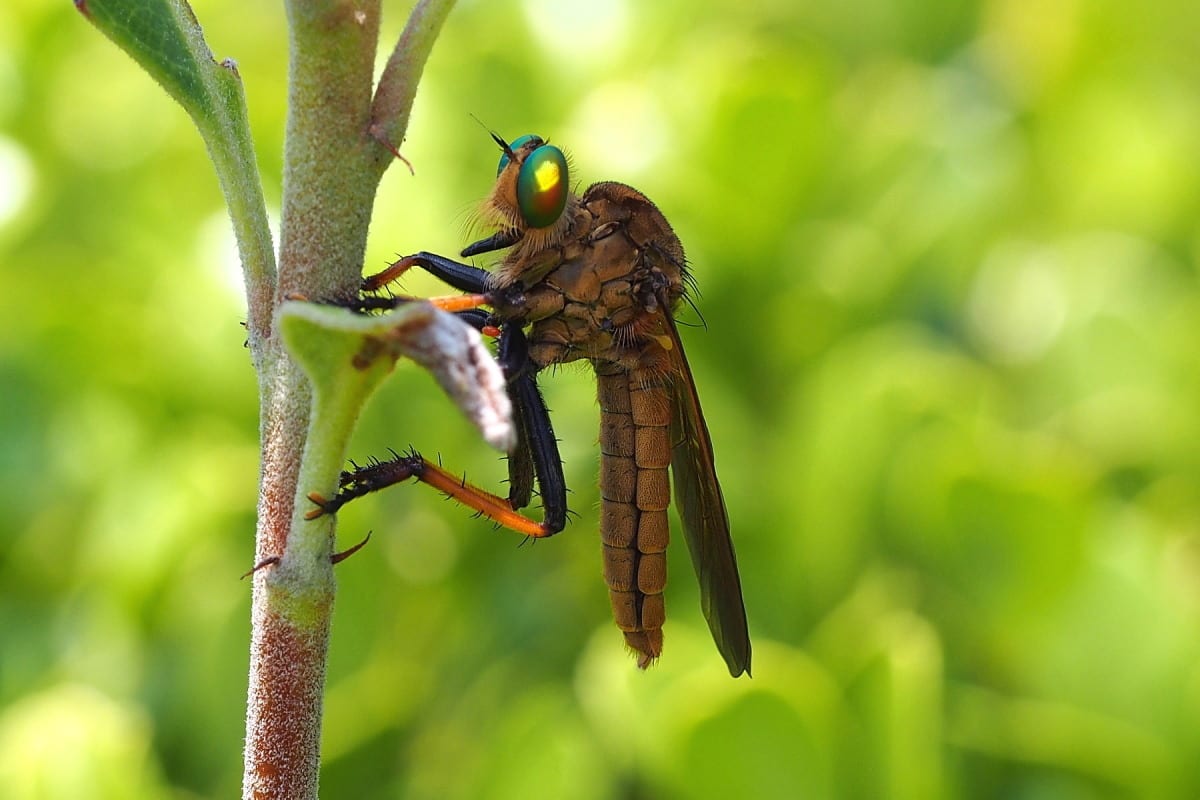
[454,308,492,331]
[499,326,567,534]
[458,311,536,513]
[308,251,568,536]
[511,370,567,533]
[363,251,493,294]
[462,228,523,257]
[498,326,534,510]
[506,392,535,511]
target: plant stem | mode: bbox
[243,1,463,795]
[243,1,384,796]
[77,0,464,795]
[277,0,383,300]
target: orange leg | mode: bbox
[360,252,493,315]
[362,252,494,296]
[427,294,490,313]
[351,292,490,316]
[361,255,421,293]
[307,451,555,538]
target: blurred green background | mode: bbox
[3,0,1200,797]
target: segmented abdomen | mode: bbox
[596,363,671,668]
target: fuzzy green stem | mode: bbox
[195,74,277,350]
[277,0,383,301]
[244,2,386,797]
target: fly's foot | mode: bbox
[305,451,427,520]
[304,492,340,520]
[354,294,419,312]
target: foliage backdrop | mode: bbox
[2,0,1199,797]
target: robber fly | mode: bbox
[311,133,751,676]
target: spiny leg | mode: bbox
[324,245,568,538]
[351,292,491,314]
[497,326,567,532]
[306,450,558,538]
[452,310,536,511]
[306,323,568,539]
[363,251,494,294]
[363,250,532,331]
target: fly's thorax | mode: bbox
[522,268,683,375]
[490,178,690,381]
[579,182,687,289]
[520,266,662,366]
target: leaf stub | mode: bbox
[279,301,514,453]
[391,308,515,453]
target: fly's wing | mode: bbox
[659,308,752,677]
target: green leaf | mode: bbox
[75,0,231,130]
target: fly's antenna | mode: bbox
[468,112,492,134]
[491,132,515,162]
[469,113,515,161]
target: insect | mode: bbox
[311,133,751,676]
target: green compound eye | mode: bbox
[515,144,568,228]
[496,133,539,176]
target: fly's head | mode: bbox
[482,133,576,248]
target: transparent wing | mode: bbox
[659,309,752,677]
